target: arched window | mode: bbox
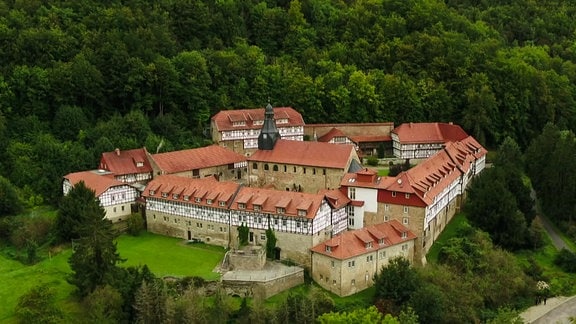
[264,164,269,171]
[273,165,279,171]
[252,162,258,170]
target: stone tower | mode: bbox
[258,103,280,150]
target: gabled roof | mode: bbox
[392,123,468,144]
[230,186,325,219]
[318,189,351,209]
[317,127,347,142]
[143,175,240,208]
[151,145,246,174]
[211,107,304,131]
[310,220,417,260]
[64,170,131,197]
[248,139,356,169]
[100,148,153,175]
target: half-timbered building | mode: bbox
[210,106,304,155]
[391,122,469,159]
[99,148,153,186]
[63,170,140,223]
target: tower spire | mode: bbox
[258,103,280,150]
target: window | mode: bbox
[325,246,332,253]
[378,238,384,245]
[195,197,201,203]
[351,279,356,286]
[298,209,306,217]
[384,204,390,211]
[348,260,355,267]
[303,167,306,174]
[184,195,190,201]
[367,255,373,262]
[392,191,396,197]
[273,165,279,171]
[333,280,336,286]
[264,164,269,171]
[257,217,262,223]
[349,188,356,199]
[403,217,409,225]
[296,221,301,228]
[254,204,261,211]
[403,206,409,213]
[261,234,266,240]
[238,203,246,209]
[402,244,408,251]
[303,222,308,228]
[276,207,285,214]
[284,165,287,172]
[162,192,168,198]
[405,193,410,199]
[219,201,226,207]
[348,218,355,226]
[113,207,117,212]
[402,232,407,239]
[323,169,326,175]
[274,218,278,225]
[384,215,390,222]
[366,242,373,249]
[173,194,179,199]
[313,168,316,175]
[293,166,297,172]
[331,261,335,268]
[379,251,386,258]
[252,162,258,170]
[282,219,287,226]
[206,199,213,205]
[149,190,155,195]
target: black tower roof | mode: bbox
[258,103,281,150]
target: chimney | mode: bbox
[115,148,120,156]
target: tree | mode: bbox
[373,257,421,314]
[56,181,103,243]
[134,279,169,324]
[238,223,249,246]
[127,212,144,236]
[265,227,277,259]
[84,285,124,324]
[67,188,123,297]
[318,306,400,324]
[0,175,22,216]
[15,285,63,324]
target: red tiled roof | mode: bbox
[100,148,153,175]
[230,186,325,219]
[211,107,304,131]
[318,189,351,209]
[143,175,240,208]
[349,135,392,143]
[392,123,468,144]
[310,220,417,260]
[64,170,128,197]
[151,145,246,174]
[317,127,347,142]
[248,139,355,169]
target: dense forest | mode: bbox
[0,0,575,204]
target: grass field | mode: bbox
[0,232,226,322]
[426,213,469,263]
[117,231,225,280]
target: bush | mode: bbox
[554,249,576,273]
[366,156,379,166]
[127,213,144,236]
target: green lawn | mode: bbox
[377,168,389,176]
[0,248,79,323]
[426,213,469,263]
[0,232,226,322]
[117,232,226,280]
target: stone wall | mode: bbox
[228,246,266,271]
[222,267,304,299]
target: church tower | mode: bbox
[258,103,281,150]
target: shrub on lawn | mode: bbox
[127,213,144,236]
[366,156,379,166]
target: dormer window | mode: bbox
[206,199,213,205]
[161,192,168,198]
[402,232,407,239]
[238,203,246,210]
[325,246,332,253]
[183,195,190,201]
[254,205,261,212]
[219,201,226,207]
[136,161,144,167]
[195,197,201,203]
[149,190,155,195]
[276,207,285,214]
[172,194,179,199]
[298,209,306,217]
[366,242,373,249]
[378,238,384,245]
